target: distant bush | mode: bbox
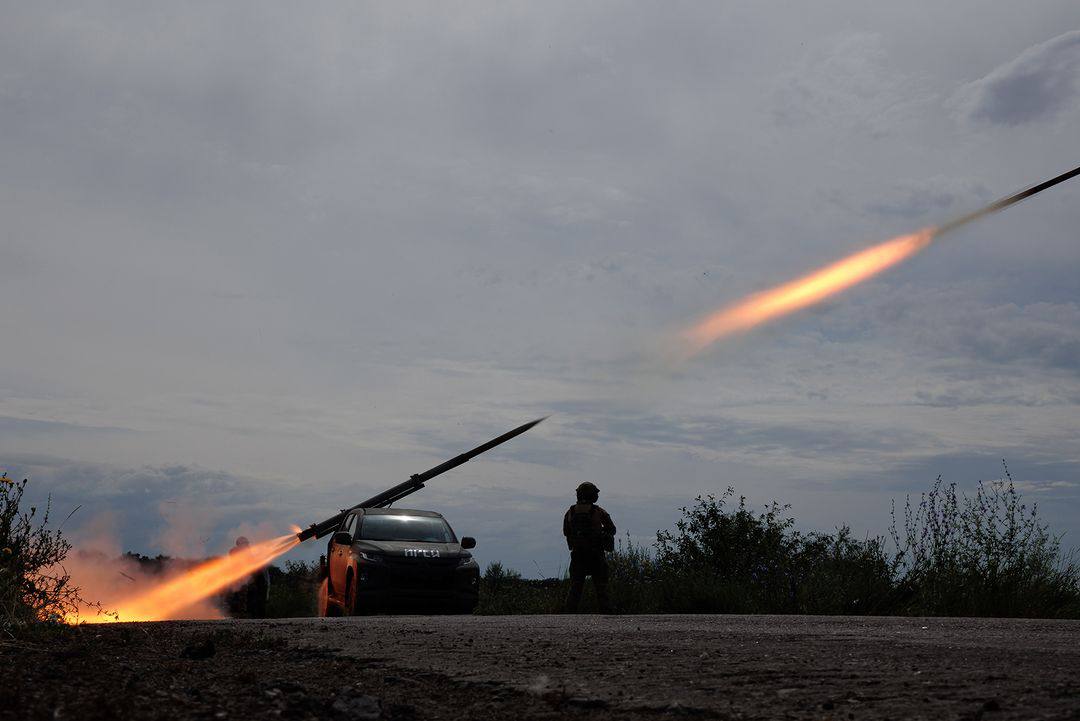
[0,476,84,635]
[478,562,563,614]
[266,560,321,618]
[647,489,894,614]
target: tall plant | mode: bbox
[1,477,82,633]
[890,462,1079,617]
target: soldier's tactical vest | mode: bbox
[569,503,613,552]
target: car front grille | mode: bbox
[385,558,458,589]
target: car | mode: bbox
[319,507,480,615]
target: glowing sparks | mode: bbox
[77,534,300,623]
[681,228,936,356]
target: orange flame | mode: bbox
[76,534,300,623]
[682,228,936,356]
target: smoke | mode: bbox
[222,519,287,553]
[56,488,301,622]
[63,510,225,622]
[157,499,219,558]
[62,548,225,622]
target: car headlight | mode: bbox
[457,554,477,568]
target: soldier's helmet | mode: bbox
[235,536,250,548]
[575,481,600,503]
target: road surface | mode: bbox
[5,614,1078,719]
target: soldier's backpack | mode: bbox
[569,503,614,552]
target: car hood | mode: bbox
[352,539,466,560]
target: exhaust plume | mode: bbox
[683,229,934,355]
[74,534,298,623]
[681,164,1080,357]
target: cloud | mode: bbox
[924,301,1080,375]
[2,454,307,557]
[770,33,929,136]
[864,176,990,221]
[1010,479,1078,494]
[553,408,933,458]
[814,283,1080,379]
[957,30,1080,125]
[0,415,134,437]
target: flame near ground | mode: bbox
[680,227,937,356]
[71,534,301,623]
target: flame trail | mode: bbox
[682,228,935,355]
[681,164,1080,357]
[77,534,300,623]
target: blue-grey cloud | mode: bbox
[839,452,1080,540]
[0,416,134,437]
[959,30,1080,126]
[551,409,933,457]
[2,454,315,557]
[863,176,990,221]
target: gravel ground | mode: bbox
[4,614,1078,720]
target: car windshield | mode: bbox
[358,515,455,543]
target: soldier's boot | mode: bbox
[595,581,611,614]
[565,577,585,612]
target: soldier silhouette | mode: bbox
[226,536,270,618]
[563,482,616,613]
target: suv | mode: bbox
[320,507,480,615]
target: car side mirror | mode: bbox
[460,536,476,549]
[333,531,352,546]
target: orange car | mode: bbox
[319,507,479,616]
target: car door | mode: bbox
[329,513,357,596]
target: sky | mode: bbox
[2,2,1079,576]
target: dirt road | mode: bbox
[5,614,1078,720]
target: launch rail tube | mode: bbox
[935,163,1080,236]
[297,417,546,542]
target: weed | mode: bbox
[890,462,1080,617]
[1,477,87,636]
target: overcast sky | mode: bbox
[3,2,1079,575]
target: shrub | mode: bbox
[1,477,83,634]
[652,488,894,614]
[890,462,1080,617]
[789,527,895,614]
[606,534,664,612]
[266,560,321,617]
[477,562,564,614]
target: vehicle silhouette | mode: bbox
[320,507,479,615]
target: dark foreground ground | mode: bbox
[4,614,1078,720]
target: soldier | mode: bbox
[226,536,270,618]
[563,481,616,613]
